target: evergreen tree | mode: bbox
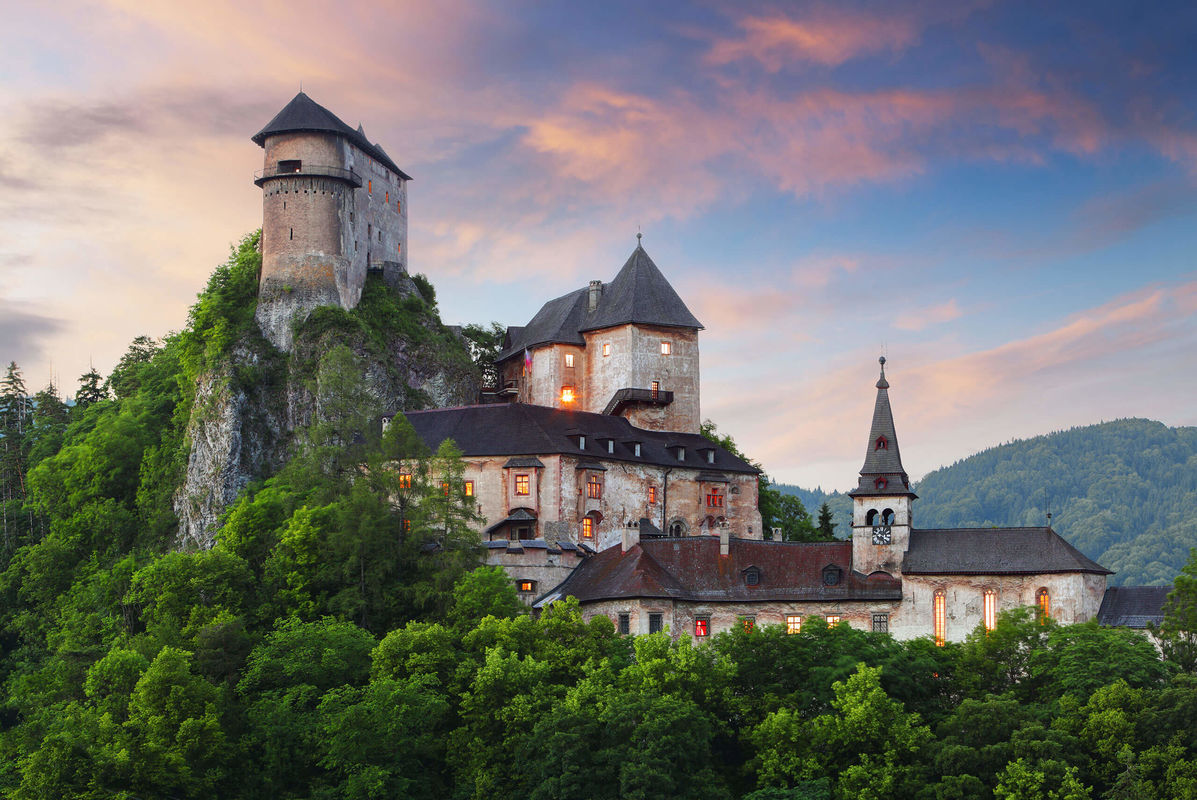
[816,502,837,538]
[0,361,30,555]
[75,366,107,407]
[1156,547,1197,672]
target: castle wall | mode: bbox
[580,597,901,638]
[582,325,700,433]
[454,452,761,550]
[889,572,1106,643]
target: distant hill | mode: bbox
[775,419,1197,586]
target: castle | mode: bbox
[252,92,411,351]
[252,94,1161,642]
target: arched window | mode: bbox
[1037,588,1050,622]
[668,518,688,537]
[866,509,879,526]
[875,436,888,450]
[933,589,946,646]
[882,508,895,525]
[983,590,997,631]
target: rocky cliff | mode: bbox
[174,269,479,549]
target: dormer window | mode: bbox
[875,477,887,490]
[744,567,761,586]
[822,565,842,586]
[676,446,685,462]
[707,450,715,464]
[634,443,641,457]
[606,439,614,454]
[577,435,586,450]
[875,436,888,450]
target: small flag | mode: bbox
[523,347,532,375]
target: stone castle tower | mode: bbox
[494,239,704,433]
[252,92,411,351]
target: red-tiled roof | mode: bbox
[544,537,902,605]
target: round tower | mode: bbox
[251,92,411,351]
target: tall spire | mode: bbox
[849,357,915,497]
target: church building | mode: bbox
[537,359,1112,643]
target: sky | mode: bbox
[1,0,1195,490]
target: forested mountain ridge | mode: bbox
[778,418,1197,585]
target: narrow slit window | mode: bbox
[651,380,660,399]
[648,486,657,504]
[602,343,611,357]
[1037,588,1050,622]
[983,590,997,632]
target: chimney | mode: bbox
[622,521,640,553]
[588,280,603,312]
[719,528,730,556]
[771,527,782,540]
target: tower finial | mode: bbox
[636,226,642,247]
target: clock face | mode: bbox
[872,525,892,545]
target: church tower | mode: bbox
[252,92,411,351]
[850,357,917,575]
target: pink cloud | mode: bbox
[895,299,963,331]
[705,12,920,69]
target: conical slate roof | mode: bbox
[251,92,412,180]
[848,358,915,497]
[580,243,703,332]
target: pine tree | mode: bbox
[0,361,30,554]
[817,502,837,539]
[75,366,107,407]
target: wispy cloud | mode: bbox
[895,299,962,331]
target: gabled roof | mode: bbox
[849,357,914,498]
[903,527,1112,575]
[541,537,901,605]
[252,92,412,180]
[404,403,759,474]
[1097,586,1170,629]
[498,244,701,361]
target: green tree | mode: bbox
[1156,547,1197,672]
[462,321,506,390]
[74,366,107,408]
[447,565,527,632]
[816,502,837,538]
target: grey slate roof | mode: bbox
[252,92,412,180]
[1097,586,1171,629]
[903,527,1112,575]
[404,403,759,474]
[498,244,701,361]
[849,358,914,498]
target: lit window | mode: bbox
[695,617,710,637]
[398,473,412,489]
[464,481,474,497]
[565,353,574,368]
[587,475,602,499]
[517,579,536,593]
[602,343,611,357]
[515,474,530,496]
[618,614,630,635]
[368,179,372,193]
[441,482,451,497]
[1037,588,1050,622]
[397,242,401,255]
[386,191,389,203]
[933,589,946,646]
[649,613,663,634]
[739,616,755,633]
[706,487,724,508]
[983,590,997,632]
[660,341,671,355]
[651,380,660,399]
[561,386,576,404]
[581,517,594,539]
[397,200,401,213]
[648,486,657,504]
[402,519,411,532]
[872,613,889,633]
[786,615,802,634]
[826,615,841,626]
